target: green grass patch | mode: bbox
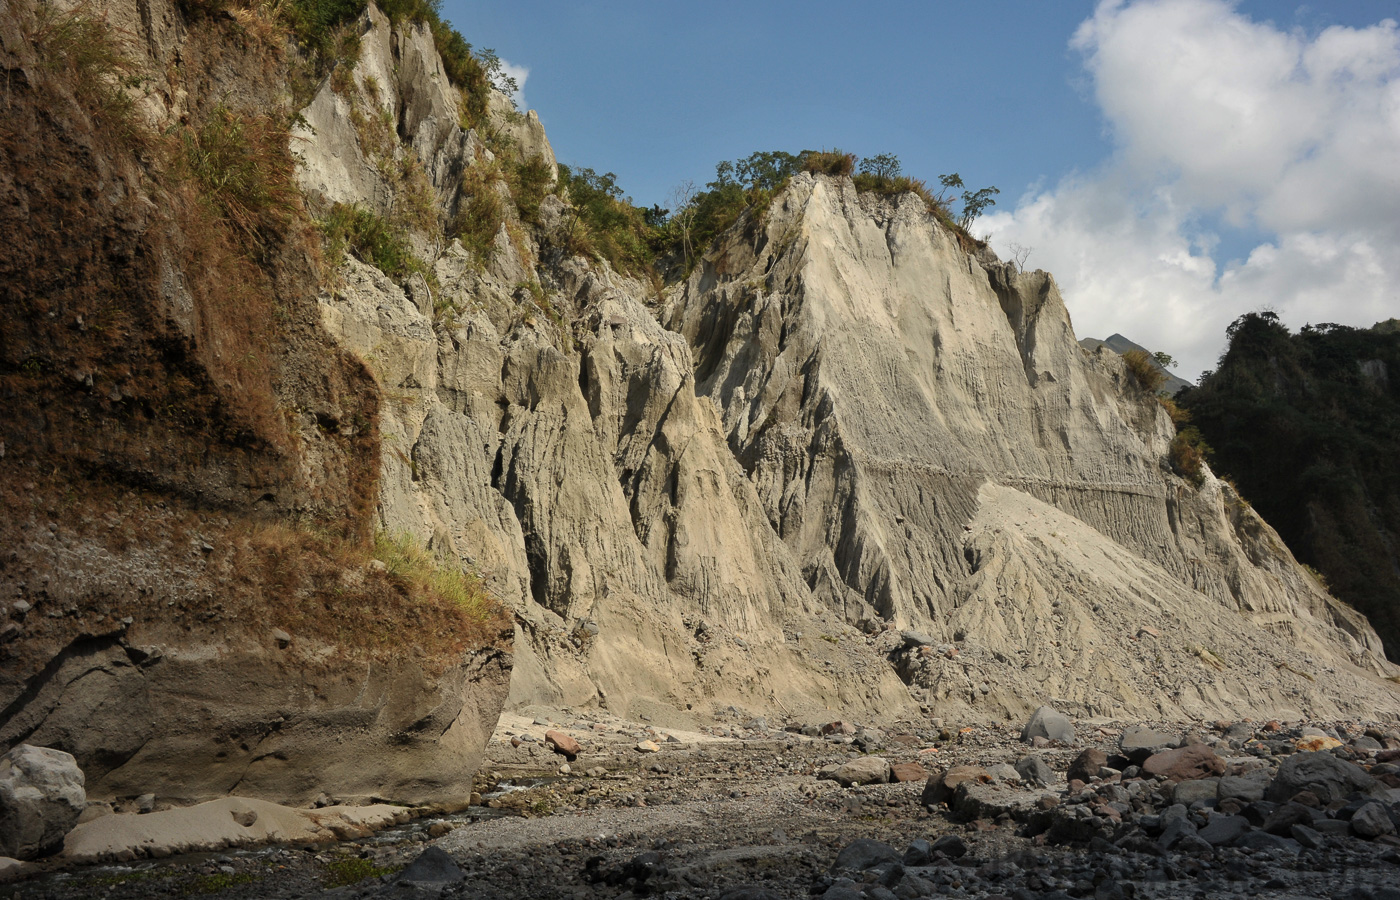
[372,531,495,621]
[180,106,299,251]
[322,857,399,888]
[319,203,430,280]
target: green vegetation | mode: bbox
[372,531,497,622]
[180,106,299,250]
[557,165,657,276]
[319,202,427,279]
[322,857,399,888]
[1179,312,1400,659]
[508,156,555,224]
[451,179,506,265]
[1169,426,1211,486]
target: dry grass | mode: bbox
[179,106,300,252]
[802,150,855,177]
[28,0,146,147]
[1122,349,1167,393]
[1170,427,1211,487]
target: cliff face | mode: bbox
[0,0,510,806]
[3,0,1398,817]
[297,4,1397,722]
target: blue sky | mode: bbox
[443,1,1400,378]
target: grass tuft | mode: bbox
[372,531,497,623]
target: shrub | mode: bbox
[179,106,299,251]
[451,186,505,265]
[1121,349,1168,393]
[1170,426,1211,486]
[508,156,554,224]
[319,202,422,278]
[557,164,655,276]
[801,149,855,177]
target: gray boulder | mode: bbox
[0,744,86,860]
[1351,802,1396,839]
[1014,755,1055,787]
[1119,726,1181,764]
[833,839,900,871]
[830,757,891,787]
[1266,751,1385,805]
[1021,706,1075,744]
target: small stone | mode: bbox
[931,835,967,858]
[230,808,257,828]
[271,628,291,649]
[635,740,661,753]
[1173,777,1220,806]
[0,622,19,643]
[11,600,30,616]
[822,721,856,736]
[136,793,156,814]
[1295,735,1343,752]
[1198,814,1250,845]
[368,559,387,573]
[921,765,989,806]
[559,764,571,775]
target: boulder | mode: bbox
[1141,745,1225,782]
[1119,726,1181,764]
[1014,755,1054,788]
[1351,802,1396,839]
[832,838,900,871]
[1021,707,1075,744]
[889,762,928,783]
[921,765,990,806]
[1198,814,1250,845]
[1218,771,1270,802]
[0,745,86,860]
[831,757,891,787]
[1067,749,1108,784]
[1265,751,1384,805]
[397,846,463,884]
[1173,777,1221,806]
[545,731,581,759]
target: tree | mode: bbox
[1152,351,1177,369]
[958,185,999,230]
[1008,242,1032,273]
[859,153,902,181]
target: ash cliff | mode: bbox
[1,0,1397,815]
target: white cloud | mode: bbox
[984,0,1400,380]
[498,59,530,110]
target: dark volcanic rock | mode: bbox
[1266,751,1385,805]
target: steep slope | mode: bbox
[1182,313,1400,661]
[665,175,1399,720]
[0,0,510,806]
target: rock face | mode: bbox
[0,0,511,808]
[665,175,1400,720]
[0,745,85,860]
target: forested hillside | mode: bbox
[1181,313,1400,659]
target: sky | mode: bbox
[442,0,1400,381]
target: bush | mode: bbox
[1170,427,1211,486]
[557,164,655,276]
[179,106,299,251]
[319,202,423,278]
[508,156,554,224]
[801,149,855,177]
[1121,349,1167,393]
[30,1,143,145]
[451,186,505,265]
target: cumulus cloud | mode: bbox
[983,0,1400,380]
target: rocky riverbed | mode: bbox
[5,708,1400,899]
